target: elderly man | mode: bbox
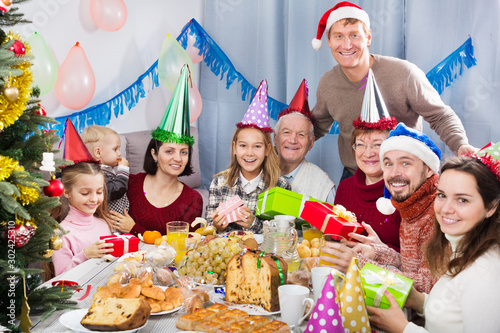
[311,1,476,182]
[322,123,440,294]
[274,79,335,203]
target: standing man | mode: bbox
[274,79,336,203]
[311,1,475,181]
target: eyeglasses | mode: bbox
[352,143,382,153]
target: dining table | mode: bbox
[29,239,309,333]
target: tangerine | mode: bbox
[143,230,162,244]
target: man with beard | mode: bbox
[320,123,440,294]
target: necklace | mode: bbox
[145,175,180,207]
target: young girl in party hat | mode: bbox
[52,120,114,276]
[206,80,291,234]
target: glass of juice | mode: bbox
[172,237,196,264]
[166,221,189,246]
[319,234,346,267]
[302,224,323,243]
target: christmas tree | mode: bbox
[0,2,77,332]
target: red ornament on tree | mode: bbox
[9,40,26,57]
[9,224,36,248]
[43,176,64,197]
[36,103,47,116]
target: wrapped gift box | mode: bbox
[217,195,244,223]
[255,187,323,220]
[360,263,414,309]
[100,234,139,257]
[299,202,363,240]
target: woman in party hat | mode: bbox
[206,80,290,233]
[332,69,401,254]
[52,119,114,276]
[110,65,203,235]
[369,144,500,332]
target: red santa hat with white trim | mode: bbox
[312,1,370,50]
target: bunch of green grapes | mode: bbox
[177,236,242,284]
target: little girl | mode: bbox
[52,162,114,276]
[206,80,291,234]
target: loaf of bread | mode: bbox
[226,250,287,312]
[80,297,151,331]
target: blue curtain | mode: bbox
[198,0,499,189]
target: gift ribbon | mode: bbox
[107,234,134,253]
[298,195,310,217]
[317,202,360,234]
[274,257,285,285]
[257,190,269,218]
[362,270,410,307]
[77,285,92,301]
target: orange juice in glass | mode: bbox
[166,221,189,246]
[302,224,323,243]
[319,234,346,267]
[172,238,195,264]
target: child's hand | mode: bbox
[211,210,229,232]
[84,240,114,259]
[234,206,254,229]
[117,157,129,167]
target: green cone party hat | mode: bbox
[151,64,194,146]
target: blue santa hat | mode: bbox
[376,123,441,214]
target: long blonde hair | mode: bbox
[216,127,281,191]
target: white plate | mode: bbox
[212,291,280,316]
[59,309,148,333]
[150,305,181,316]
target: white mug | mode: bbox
[311,267,344,301]
[278,284,315,327]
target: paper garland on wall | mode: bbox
[50,19,476,136]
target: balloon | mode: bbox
[188,82,202,123]
[185,33,203,63]
[27,32,58,96]
[55,42,95,110]
[158,34,194,91]
[89,0,127,32]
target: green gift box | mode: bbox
[255,187,323,221]
[360,263,414,309]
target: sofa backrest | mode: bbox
[119,126,201,189]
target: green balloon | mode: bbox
[28,32,58,96]
[158,34,194,91]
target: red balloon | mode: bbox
[43,178,64,197]
[188,83,202,123]
[90,0,127,32]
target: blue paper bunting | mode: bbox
[426,37,477,95]
[52,18,475,138]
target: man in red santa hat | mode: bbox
[311,1,476,183]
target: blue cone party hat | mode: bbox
[236,79,273,133]
[151,64,194,146]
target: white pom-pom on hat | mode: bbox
[376,197,396,215]
[311,38,323,51]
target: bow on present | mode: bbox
[362,270,411,307]
[317,203,359,233]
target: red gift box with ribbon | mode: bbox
[299,202,364,240]
[99,234,139,257]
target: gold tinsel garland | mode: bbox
[0,155,20,181]
[0,32,33,131]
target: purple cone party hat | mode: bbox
[353,68,396,130]
[236,79,273,133]
[307,270,344,333]
[339,257,372,333]
[278,79,314,123]
[152,64,194,146]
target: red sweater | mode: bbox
[335,169,401,251]
[128,173,203,235]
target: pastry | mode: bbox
[141,286,165,301]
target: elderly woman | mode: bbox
[333,73,401,251]
[109,66,202,235]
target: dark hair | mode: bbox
[426,156,500,277]
[143,139,194,177]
